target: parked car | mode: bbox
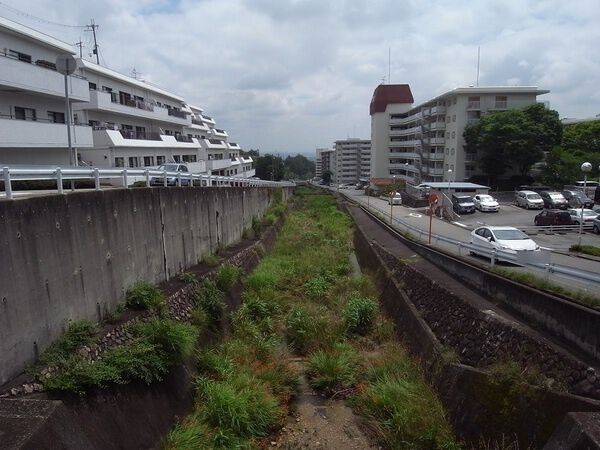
[470,226,541,259]
[451,194,475,214]
[539,191,568,209]
[388,192,402,205]
[567,208,599,225]
[593,217,600,235]
[561,190,594,208]
[150,164,192,186]
[533,209,572,226]
[515,190,544,209]
[472,194,499,212]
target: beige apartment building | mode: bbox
[370,84,549,184]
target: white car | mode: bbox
[567,208,599,225]
[470,226,540,260]
[472,194,499,212]
[388,192,402,205]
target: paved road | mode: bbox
[335,187,600,294]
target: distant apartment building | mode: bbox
[0,16,253,177]
[333,139,371,185]
[370,84,549,184]
[315,147,330,178]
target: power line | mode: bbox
[0,1,85,28]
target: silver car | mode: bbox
[515,190,544,209]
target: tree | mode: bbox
[322,170,332,184]
[284,154,315,180]
[254,154,285,181]
[562,120,600,153]
[463,105,562,186]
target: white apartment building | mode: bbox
[314,147,330,178]
[370,84,549,184]
[0,16,253,178]
[333,139,371,185]
[0,16,93,165]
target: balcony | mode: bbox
[168,108,188,119]
[423,152,444,161]
[429,121,446,131]
[201,138,228,150]
[0,52,89,102]
[93,129,200,149]
[240,156,253,164]
[228,142,241,150]
[389,125,421,136]
[206,158,232,171]
[0,116,93,148]
[428,137,445,145]
[493,101,508,109]
[467,101,481,110]
[430,105,446,115]
[389,139,421,147]
[211,128,228,139]
[427,167,445,176]
[85,90,192,126]
[389,112,422,125]
[190,118,210,131]
[201,115,216,125]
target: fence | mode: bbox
[1,166,293,200]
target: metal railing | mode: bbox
[1,166,294,200]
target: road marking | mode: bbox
[408,213,422,218]
[452,221,470,228]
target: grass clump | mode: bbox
[39,320,96,366]
[179,272,197,284]
[570,244,600,257]
[125,281,164,310]
[284,305,334,355]
[305,343,361,395]
[201,253,222,267]
[215,263,241,291]
[343,294,378,336]
[303,274,331,299]
[194,279,226,328]
[131,318,198,365]
[351,343,460,450]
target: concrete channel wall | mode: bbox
[0,186,292,385]
[350,205,600,448]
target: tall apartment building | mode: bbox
[0,16,253,178]
[314,147,330,178]
[370,84,549,184]
[333,139,371,185]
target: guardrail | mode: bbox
[324,185,600,288]
[1,166,294,200]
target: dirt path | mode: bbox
[272,361,378,450]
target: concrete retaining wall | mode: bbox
[351,210,600,448]
[0,186,292,385]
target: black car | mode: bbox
[534,209,572,226]
[561,190,594,208]
[451,194,475,214]
[539,191,568,209]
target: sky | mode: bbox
[2,0,599,155]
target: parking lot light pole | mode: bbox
[579,162,592,246]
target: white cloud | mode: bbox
[3,0,600,153]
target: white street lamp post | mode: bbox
[579,162,592,246]
[447,169,453,208]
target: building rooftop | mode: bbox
[370,84,414,115]
[417,182,490,190]
[0,15,75,54]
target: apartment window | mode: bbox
[453,97,457,105]
[47,111,65,124]
[173,155,181,162]
[495,95,508,109]
[157,156,166,165]
[89,82,97,90]
[467,96,480,109]
[102,86,113,93]
[89,120,100,128]
[143,156,154,167]
[451,131,456,139]
[450,164,454,171]
[451,148,455,155]
[115,157,124,167]
[121,124,133,131]
[128,157,140,168]
[14,107,36,121]
[452,115,456,122]
[9,49,32,63]
[446,115,450,123]
[182,155,197,163]
[445,132,450,139]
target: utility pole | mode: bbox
[75,40,83,58]
[85,19,99,64]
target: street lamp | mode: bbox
[447,169,453,208]
[390,175,396,225]
[578,162,592,246]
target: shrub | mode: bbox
[195,279,226,327]
[343,295,378,336]
[179,272,197,284]
[132,318,198,365]
[303,275,330,299]
[284,306,315,355]
[197,373,280,438]
[39,320,96,366]
[125,281,164,310]
[100,340,171,384]
[215,264,241,291]
[305,343,360,395]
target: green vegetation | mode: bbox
[38,320,96,367]
[194,279,226,328]
[492,267,600,308]
[164,186,458,449]
[126,281,164,310]
[41,318,197,394]
[200,253,222,267]
[570,244,600,257]
[215,264,241,291]
[343,294,378,336]
[179,272,197,284]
